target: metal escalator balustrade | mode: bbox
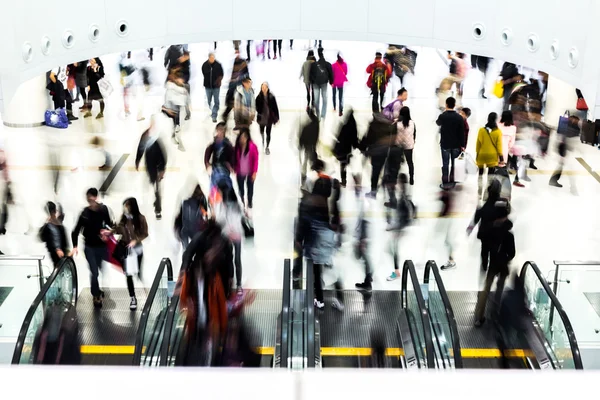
[423,261,463,369]
[132,258,174,366]
[401,260,435,369]
[11,257,78,364]
[520,261,583,369]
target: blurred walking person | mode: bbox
[310,48,333,120]
[476,112,504,198]
[300,50,316,111]
[436,97,465,189]
[332,53,348,117]
[40,202,68,267]
[202,52,224,123]
[234,78,256,128]
[136,116,168,220]
[205,122,235,190]
[234,128,259,211]
[299,109,320,182]
[359,112,395,198]
[332,109,359,187]
[395,106,416,185]
[467,180,501,272]
[174,185,209,250]
[385,174,415,281]
[366,52,392,113]
[70,188,113,308]
[164,66,188,151]
[255,82,280,154]
[473,200,515,327]
[223,51,249,122]
[115,198,148,310]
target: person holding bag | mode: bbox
[476,112,504,199]
[115,197,148,310]
[332,53,348,117]
[255,82,280,155]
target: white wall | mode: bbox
[1,0,599,114]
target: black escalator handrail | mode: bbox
[133,257,173,365]
[520,261,583,370]
[306,260,315,368]
[401,260,435,368]
[280,259,291,367]
[160,290,181,366]
[11,257,78,364]
[423,260,463,368]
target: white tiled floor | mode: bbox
[1,40,600,343]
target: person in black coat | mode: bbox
[333,109,359,187]
[84,57,105,119]
[299,108,320,181]
[39,201,69,267]
[359,113,395,198]
[436,97,465,188]
[201,53,224,123]
[255,82,280,154]
[468,179,501,271]
[309,48,333,120]
[136,115,168,220]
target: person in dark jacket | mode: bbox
[73,60,88,106]
[40,201,68,267]
[499,62,522,111]
[204,122,235,189]
[202,53,224,123]
[70,188,113,308]
[300,50,317,110]
[333,109,359,187]
[473,200,515,326]
[223,51,250,121]
[467,179,501,271]
[84,57,105,119]
[175,184,209,250]
[471,54,490,98]
[177,50,192,120]
[309,48,333,120]
[164,45,183,70]
[136,116,168,220]
[436,97,465,188]
[299,108,320,181]
[255,82,280,154]
[360,113,395,198]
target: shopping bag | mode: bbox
[125,248,139,276]
[44,109,69,129]
[454,153,467,183]
[557,111,570,134]
[98,77,114,98]
[493,80,504,98]
[581,120,597,144]
[465,152,479,174]
[576,97,588,111]
[106,235,124,271]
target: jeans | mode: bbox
[205,88,220,120]
[236,174,254,208]
[371,87,385,113]
[233,240,242,287]
[332,86,344,113]
[259,124,272,148]
[441,148,461,185]
[84,246,107,298]
[312,84,328,119]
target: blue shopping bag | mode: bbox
[44,108,69,129]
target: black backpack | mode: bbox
[181,198,207,238]
[313,61,329,83]
[372,66,387,91]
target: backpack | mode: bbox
[313,61,328,83]
[181,198,207,237]
[397,196,417,229]
[372,66,387,91]
[382,99,400,121]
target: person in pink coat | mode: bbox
[332,53,348,117]
[234,127,259,209]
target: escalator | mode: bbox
[159,259,293,367]
[307,260,437,368]
[422,260,583,369]
[12,256,174,366]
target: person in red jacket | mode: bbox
[366,52,393,113]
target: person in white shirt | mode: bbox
[49,66,78,121]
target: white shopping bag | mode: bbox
[465,152,479,175]
[98,77,114,98]
[125,246,140,276]
[454,153,467,183]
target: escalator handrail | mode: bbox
[520,261,583,369]
[280,259,291,367]
[133,257,173,365]
[11,257,78,364]
[423,260,463,368]
[306,260,316,368]
[401,260,435,368]
[160,283,181,366]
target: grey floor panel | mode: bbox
[77,288,159,346]
[240,289,281,348]
[0,287,13,308]
[446,291,498,349]
[319,290,403,349]
[584,292,600,319]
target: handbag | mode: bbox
[576,97,588,111]
[44,109,69,129]
[97,77,114,98]
[454,153,467,183]
[125,247,140,276]
[112,239,128,265]
[493,80,504,98]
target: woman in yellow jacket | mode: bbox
[476,112,505,198]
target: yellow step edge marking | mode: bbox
[321,347,531,358]
[79,345,275,356]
